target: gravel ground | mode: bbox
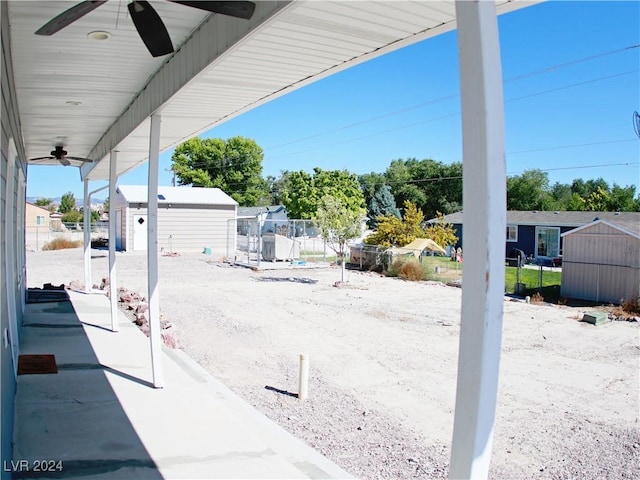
[26,248,640,479]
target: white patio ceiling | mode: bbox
[9,0,535,181]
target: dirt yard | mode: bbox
[26,248,639,479]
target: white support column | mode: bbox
[147,113,164,388]
[108,151,119,332]
[449,1,506,479]
[83,179,91,293]
[4,151,19,377]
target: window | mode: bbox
[36,215,46,226]
[506,225,517,242]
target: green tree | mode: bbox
[368,184,400,228]
[171,136,269,206]
[314,195,365,282]
[383,158,462,218]
[424,212,458,248]
[78,208,100,223]
[102,196,110,214]
[364,200,425,247]
[61,210,82,223]
[35,198,52,208]
[384,159,426,212]
[506,169,552,211]
[358,172,387,210]
[59,192,76,214]
[583,186,612,211]
[567,192,585,211]
[280,168,365,219]
[549,182,572,210]
[609,184,638,211]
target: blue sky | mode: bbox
[27,1,640,202]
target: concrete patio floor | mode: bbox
[12,291,352,479]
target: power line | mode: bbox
[507,139,636,155]
[262,44,638,152]
[265,69,638,162]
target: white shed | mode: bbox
[113,185,237,256]
[561,218,640,304]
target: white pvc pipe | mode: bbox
[298,354,309,401]
[108,151,119,332]
[449,1,506,479]
[148,113,164,388]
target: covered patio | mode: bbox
[2,1,537,478]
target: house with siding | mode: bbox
[113,185,237,256]
[561,218,640,304]
[25,202,50,231]
[436,210,640,263]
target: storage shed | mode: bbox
[561,218,640,304]
[113,185,237,255]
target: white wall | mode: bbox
[1,1,28,473]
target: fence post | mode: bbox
[298,354,309,401]
[538,265,543,291]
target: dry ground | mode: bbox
[26,248,640,479]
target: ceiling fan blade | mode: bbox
[28,157,55,163]
[170,1,256,20]
[66,156,94,163]
[59,158,71,167]
[35,1,108,35]
[128,1,174,57]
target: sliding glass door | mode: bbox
[535,227,560,258]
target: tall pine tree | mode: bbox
[368,185,400,228]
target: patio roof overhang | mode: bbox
[8,0,537,181]
[5,1,542,478]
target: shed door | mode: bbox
[133,214,147,251]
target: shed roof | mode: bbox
[437,210,640,228]
[117,185,237,206]
[561,218,640,239]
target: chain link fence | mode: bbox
[26,222,109,251]
[232,218,333,267]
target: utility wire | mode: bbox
[263,44,639,152]
[264,69,638,161]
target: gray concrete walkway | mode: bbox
[13,292,353,479]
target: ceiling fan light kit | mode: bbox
[35,0,256,57]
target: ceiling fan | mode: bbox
[35,1,256,57]
[29,146,94,167]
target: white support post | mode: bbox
[83,179,91,293]
[4,151,19,377]
[108,151,119,332]
[449,1,506,479]
[148,113,164,388]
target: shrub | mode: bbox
[42,238,83,250]
[621,296,640,315]
[387,258,424,281]
[399,260,425,281]
[530,292,544,304]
